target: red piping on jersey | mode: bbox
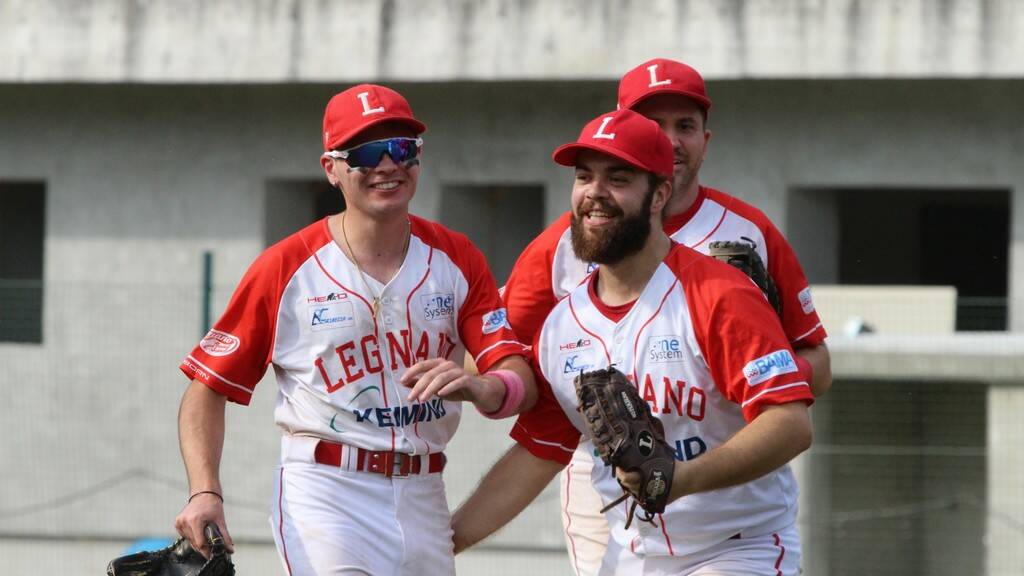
[687,204,729,249]
[659,513,675,555]
[311,251,377,333]
[630,278,679,383]
[405,245,434,452]
[277,468,293,576]
[568,296,611,364]
[773,532,785,575]
[310,230,394,448]
[563,463,582,576]
[662,186,708,235]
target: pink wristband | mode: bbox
[794,354,813,383]
[479,369,525,420]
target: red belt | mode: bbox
[313,440,446,478]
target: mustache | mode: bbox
[577,200,624,218]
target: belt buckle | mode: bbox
[391,452,411,478]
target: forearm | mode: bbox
[669,402,812,502]
[452,444,563,553]
[478,355,539,414]
[796,343,832,397]
[178,379,228,493]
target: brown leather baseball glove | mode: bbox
[574,366,675,528]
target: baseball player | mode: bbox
[452,108,814,575]
[174,84,535,575]
[500,58,830,575]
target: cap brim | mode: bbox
[624,87,712,112]
[327,115,428,151]
[552,142,665,176]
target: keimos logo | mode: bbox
[743,349,797,386]
[309,301,355,332]
[647,336,684,363]
[421,293,455,321]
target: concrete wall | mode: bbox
[1,78,1022,572]
[4,0,1024,83]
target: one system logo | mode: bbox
[421,292,455,322]
[743,349,798,386]
[647,335,684,363]
[309,301,355,332]
[481,308,510,334]
[199,329,240,357]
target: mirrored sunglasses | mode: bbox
[323,137,423,169]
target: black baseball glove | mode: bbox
[106,525,235,576]
[708,237,782,317]
[574,366,675,529]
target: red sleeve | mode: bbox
[502,212,571,343]
[680,253,814,422]
[179,249,284,405]
[509,332,580,465]
[761,220,827,348]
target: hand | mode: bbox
[174,492,234,558]
[615,468,642,499]
[401,358,503,411]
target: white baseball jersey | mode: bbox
[511,243,814,558]
[503,186,826,349]
[181,216,526,454]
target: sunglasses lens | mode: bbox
[345,138,419,168]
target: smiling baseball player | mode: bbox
[174,84,534,575]
[501,58,831,575]
[453,109,813,575]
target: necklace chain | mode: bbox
[341,211,410,317]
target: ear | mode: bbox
[321,155,339,187]
[702,129,712,162]
[651,179,673,215]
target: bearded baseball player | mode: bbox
[452,108,813,574]
[174,84,535,575]
[500,58,831,575]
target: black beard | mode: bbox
[570,192,653,265]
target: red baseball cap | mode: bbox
[617,58,712,112]
[322,84,427,151]
[552,109,674,178]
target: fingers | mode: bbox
[400,358,446,386]
[402,359,465,402]
[174,493,229,559]
[615,469,643,496]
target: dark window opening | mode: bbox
[440,184,545,285]
[0,181,46,343]
[264,180,344,247]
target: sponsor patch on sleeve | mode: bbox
[199,329,241,356]
[798,286,815,315]
[481,308,511,334]
[743,349,798,386]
